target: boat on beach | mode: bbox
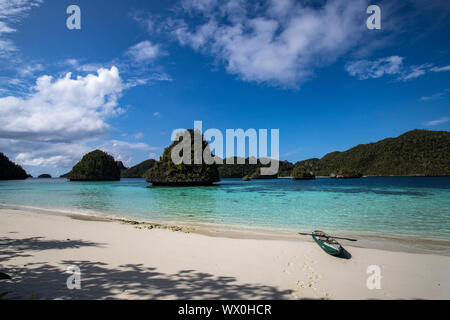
[312,230,343,256]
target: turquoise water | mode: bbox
[0,177,449,240]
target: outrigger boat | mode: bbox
[311,230,342,256]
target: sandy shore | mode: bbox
[0,208,449,300]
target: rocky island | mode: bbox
[144,129,220,186]
[66,150,121,181]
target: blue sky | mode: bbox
[0,0,449,176]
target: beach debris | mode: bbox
[117,218,185,232]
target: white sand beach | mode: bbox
[0,207,449,300]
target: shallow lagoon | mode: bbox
[1,177,449,241]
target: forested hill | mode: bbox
[0,152,28,180]
[95,129,449,179]
[218,129,450,177]
[121,159,156,178]
[307,129,450,176]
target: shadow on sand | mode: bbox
[0,236,292,300]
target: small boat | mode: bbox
[312,230,342,256]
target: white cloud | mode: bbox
[0,21,15,33]
[398,64,432,81]
[126,41,161,62]
[0,0,43,56]
[424,117,450,127]
[430,65,450,72]
[172,0,369,88]
[345,56,403,80]
[133,132,145,139]
[346,56,438,81]
[98,140,160,166]
[153,111,160,117]
[420,91,446,101]
[0,66,124,143]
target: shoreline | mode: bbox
[1,203,449,256]
[1,207,449,299]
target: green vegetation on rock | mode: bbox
[121,159,156,178]
[0,152,28,180]
[144,129,220,186]
[250,167,278,179]
[116,161,127,174]
[315,129,450,176]
[332,168,362,179]
[38,174,52,178]
[292,166,315,180]
[67,150,121,181]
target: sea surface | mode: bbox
[0,177,449,242]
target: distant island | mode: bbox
[38,174,52,179]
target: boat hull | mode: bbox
[312,231,342,256]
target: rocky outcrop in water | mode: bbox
[144,129,220,186]
[67,150,121,181]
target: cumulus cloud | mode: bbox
[0,66,164,170]
[172,0,368,88]
[0,66,124,143]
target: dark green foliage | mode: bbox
[38,174,52,178]
[144,129,220,186]
[217,129,449,177]
[250,167,278,179]
[315,130,450,176]
[294,158,321,173]
[116,161,127,172]
[0,152,28,180]
[67,150,121,181]
[292,166,315,180]
[121,159,156,178]
[217,158,292,178]
[217,157,261,178]
[278,160,295,177]
[333,168,362,179]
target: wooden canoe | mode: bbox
[312,230,342,256]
